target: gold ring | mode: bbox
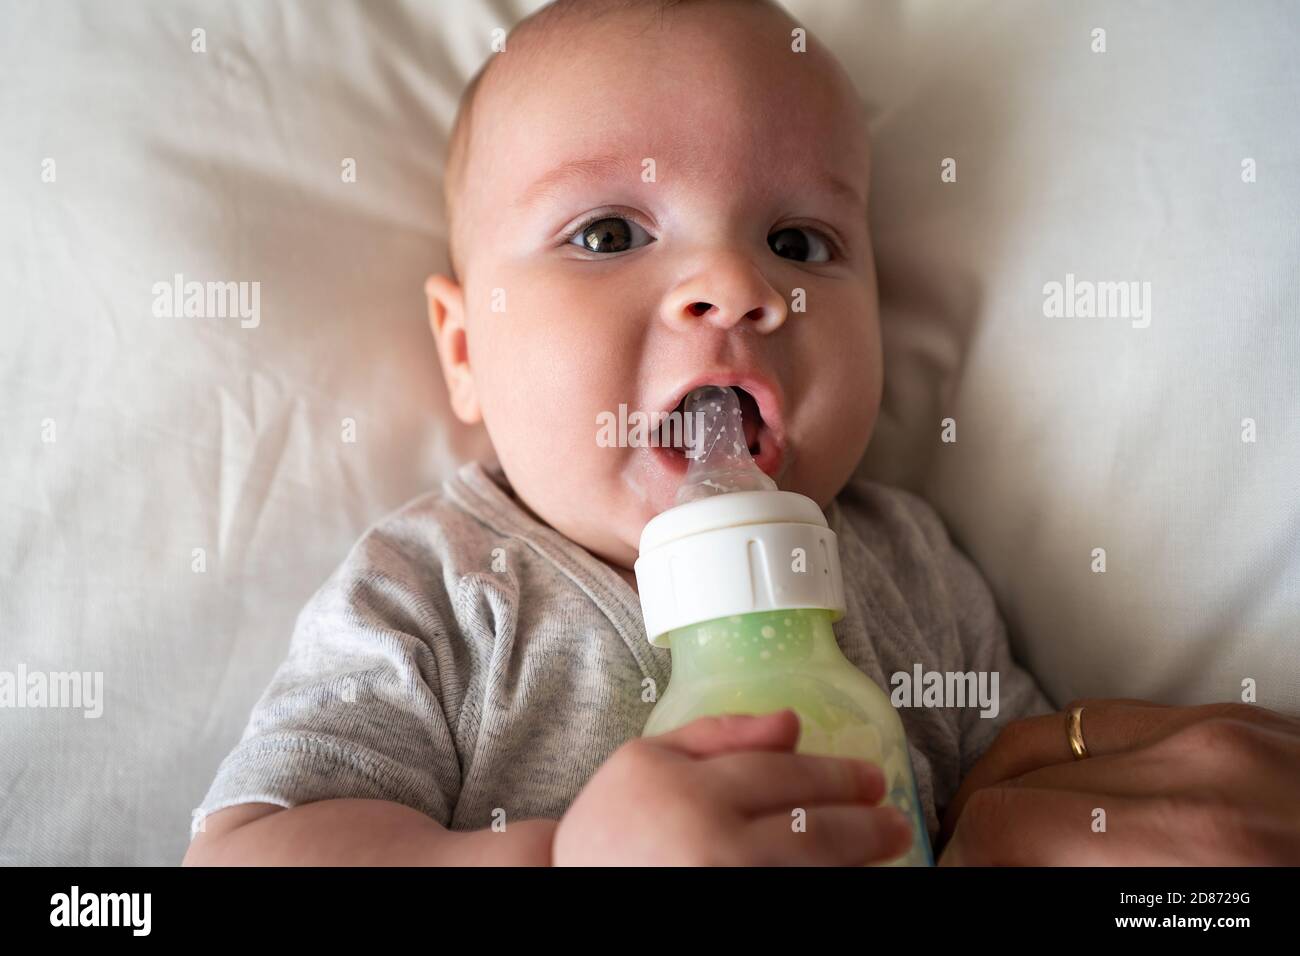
[1067,705,1089,759]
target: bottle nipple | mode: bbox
[675,385,778,506]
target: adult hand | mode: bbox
[938,699,1300,865]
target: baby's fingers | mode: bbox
[706,750,887,814]
[743,804,914,866]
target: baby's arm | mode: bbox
[187,711,915,867]
[184,801,557,866]
[189,522,504,864]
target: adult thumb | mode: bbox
[650,708,801,758]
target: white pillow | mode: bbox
[836,0,1300,712]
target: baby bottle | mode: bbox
[635,385,933,866]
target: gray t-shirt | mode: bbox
[196,460,1054,845]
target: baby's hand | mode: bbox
[551,709,912,866]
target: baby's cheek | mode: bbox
[798,344,880,495]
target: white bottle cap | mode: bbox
[635,489,847,646]
[633,385,845,646]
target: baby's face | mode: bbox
[428,1,881,580]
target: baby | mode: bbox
[187,0,1053,866]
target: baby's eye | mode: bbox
[768,226,832,263]
[569,216,654,255]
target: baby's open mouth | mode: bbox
[646,373,787,484]
[659,385,764,457]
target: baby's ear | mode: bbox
[424,273,482,425]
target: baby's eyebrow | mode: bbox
[514,154,640,211]
[513,152,866,213]
[818,172,867,211]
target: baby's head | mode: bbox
[426,0,881,581]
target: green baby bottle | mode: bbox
[635,385,933,866]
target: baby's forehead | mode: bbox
[468,22,866,183]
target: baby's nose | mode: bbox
[661,257,787,334]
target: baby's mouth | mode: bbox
[660,385,763,457]
[644,372,788,485]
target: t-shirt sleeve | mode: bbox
[194,529,465,830]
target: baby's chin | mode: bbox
[611,444,764,530]
[615,447,682,519]
[529,439,814,571]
